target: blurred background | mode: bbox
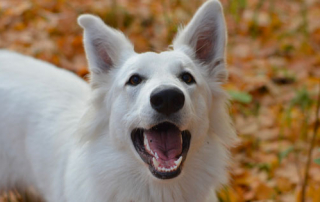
[0,0,320,201]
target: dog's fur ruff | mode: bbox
[0,0,236,201]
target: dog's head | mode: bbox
[78,0,236,181]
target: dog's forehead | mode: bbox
[126,51,193,74]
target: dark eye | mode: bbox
[181,72,196,84]
[128,75,142,86]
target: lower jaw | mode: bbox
[150,165,182,179]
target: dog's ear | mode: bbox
[78,14,135,74]
[173,0,228,83]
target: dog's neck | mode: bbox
[66,134,227,202]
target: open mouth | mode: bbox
[131,122,191,179]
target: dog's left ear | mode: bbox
[173,0,228,83]
[78,14,135,74]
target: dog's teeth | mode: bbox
[144,133,154,155]
[155,165,179,172]
[144,133,148,148]
[174,156,182,167]
[152,157,160,168]
[155,152,159,159]
[153,157,181,172]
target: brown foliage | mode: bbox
[1,0,320,201]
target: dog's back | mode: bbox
[0,50,89,195]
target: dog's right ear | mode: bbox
[173,0,228,83]
[78,14,135,74]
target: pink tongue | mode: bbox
[145,127,182,161]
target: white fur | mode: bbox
[0,0,236,201]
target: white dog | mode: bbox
[0,0,236,201]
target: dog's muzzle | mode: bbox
[131,87,191,179]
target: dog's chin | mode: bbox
[131,122,191,180]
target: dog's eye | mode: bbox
[181,73,196,84]
[128,75,142,86]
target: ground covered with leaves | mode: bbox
[0,0,320,201]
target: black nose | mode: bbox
[150,88,185,116]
